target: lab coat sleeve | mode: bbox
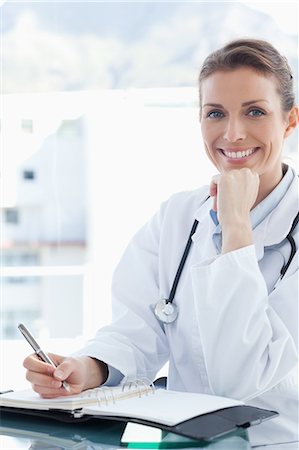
[73,203,169,383]
[191,245,298,401]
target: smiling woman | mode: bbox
[199,39,299,206]
[200,68,298,205]
[22,39,299,447]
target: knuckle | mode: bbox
[65,357,75,367]
[23,354,38,369]
[23,355,32,369]
[23,358,29,369]
[32,384,40,394]
[71,386,82,395]
[25,371,31,382]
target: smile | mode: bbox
[219,147,259,159]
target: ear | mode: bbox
[284,106,299,138]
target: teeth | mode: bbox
[222,148,256,159]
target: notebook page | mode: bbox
[0,389,98,410]
[83,389,243,426]
[0,385,140,411]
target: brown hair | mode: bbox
[199,38,295,112]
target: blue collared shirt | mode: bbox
[103,364,124,387]
[210,165,295,252]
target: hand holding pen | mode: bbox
[18,323,71,393]
[20,323,109,398]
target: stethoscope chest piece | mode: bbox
[154,299,178,324]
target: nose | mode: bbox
[223,117,246,142]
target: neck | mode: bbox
[253,164,286,209]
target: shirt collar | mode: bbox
[209,209,219,226]
[250,164,294,229]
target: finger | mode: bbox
[46,353,67,366]
[25,370,62,389]
[209,175,219,197]
[53,358,77,382]
[33,384,69,398]
[23,354,55,376]
[209,176,219,211]
[212,195,217,212]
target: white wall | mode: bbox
[83,88,216,336]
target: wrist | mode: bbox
[80,356,108,390]
[221,223,253,254]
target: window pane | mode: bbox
[4,208,19,224]
[21,119,33,133]
[23,170,35,180]
[1,274,84,340]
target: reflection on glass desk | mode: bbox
[0,411,250,450]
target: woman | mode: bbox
[24,39,299,446]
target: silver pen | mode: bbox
[18,323,70,392]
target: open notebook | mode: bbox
[0,380,278,441]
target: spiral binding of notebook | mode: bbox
[80,378,155,407]
[0,378,156,416]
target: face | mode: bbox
[200,67,297,193]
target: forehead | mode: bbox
[201,67,280,105]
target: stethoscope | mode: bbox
[154,202,299,324]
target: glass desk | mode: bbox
[0,411,250,450]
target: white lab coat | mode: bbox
[75,169,298,446]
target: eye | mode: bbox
[247,108,265,117]
[206,110,224,119]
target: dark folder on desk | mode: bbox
[0,384,278,441]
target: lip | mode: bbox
[217,146,260,161]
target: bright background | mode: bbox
[0,1,298,389]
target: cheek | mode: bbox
[250,116,286,141]
[201,123,217,146]
[254,125,282,148]
[251,122,271,140]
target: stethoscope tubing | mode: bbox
[167,218,199,304]
[155,193,299,324]
[166,210,299,306]
[280,211,299,277]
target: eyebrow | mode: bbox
[203,99,268,108]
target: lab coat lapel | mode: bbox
[253,174,298,260]
[191,196,219,260]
